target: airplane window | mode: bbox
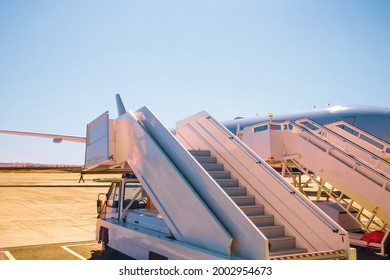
[270,124,282,131]
[283,124,293,130]
[254,125,267,133]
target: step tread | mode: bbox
[222,187,247,196]
[208,171,231,179]
[239,205,265,215]
[196,157,217,164]
[230,195,255,199]
[249,215,275,227]
[194,155,217,159]
[257,224,283,230]
[194,156,216,159]
[240,205,265,210]
[268,236,295,242]
[215,178,238,182]
[201,163,224,171]
[269,248,308,257]
[231,195,255,206]
[250,215,274,221]
[268,236,296,251]
[250,215,274,219]
[188,150,211,157]
[216,179,239,188]
[257,225,284,237]
[222,187,247,190]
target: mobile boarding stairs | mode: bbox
[239,118,390,256]
[88,104,353,260]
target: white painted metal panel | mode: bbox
[85,112,110,168]
[242,123,284,161]
[326,120,390,161]
[281,128,390,225]
[177,112,350,256]
[137,107,268,260]
[114,109,232,256]
[296,118,390,179]
[97,219,234,260]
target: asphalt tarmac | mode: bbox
[0,172,388,260]
[0,171,121,260]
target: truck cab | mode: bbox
[97,173,158,221]
[96,173,172,258]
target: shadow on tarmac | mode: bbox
[353,246,389,260]
[89,248,134,260]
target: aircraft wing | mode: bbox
[0,129,86,143]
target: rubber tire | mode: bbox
[385,240,390,259]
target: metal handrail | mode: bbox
[286,119,390,191]
[296,118,390,177]
[206,115,341,232]
[246,119,390,191]
[329,120,390,153]
[240,118,389,231]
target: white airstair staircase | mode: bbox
[241,119,390,236]
[296,118,390,179]
[176,111,351,260]
[189,149,307,257]
[325,120,390,162]
[92,104,352,259]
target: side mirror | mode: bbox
[97,199,102,214]
[97,192,107,218]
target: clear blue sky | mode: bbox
[1,0,389,164]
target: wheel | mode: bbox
[385,239,390,259]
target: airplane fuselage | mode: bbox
[222,105,390,143]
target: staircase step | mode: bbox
[269,248,308,258]
[239,205,265,216]
[201,163,224,171]
[268,236,296,251]
[216,178,239,188]
[195,156,217,164]
[189,150,210,157]
[190,149,308,258]
[231,195,255,206]
[258,225,284,238]
[249,215,275,227]
[208,171,231,179]
[223,187,247,196]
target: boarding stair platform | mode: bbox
[176,111,350,260]
[239,118,390,255]
[91,103,351,259]
[189,149,307,257]
[295,118,390,178]
[325,120,390,162]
